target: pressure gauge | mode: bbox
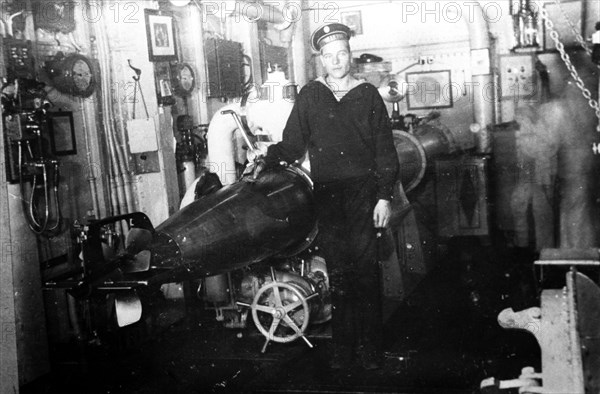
[172,63,195,97]
[45,52,96,98]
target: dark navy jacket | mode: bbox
[266,79,399,200]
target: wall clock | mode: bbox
[45,52,96,98]
[171,63,195,97]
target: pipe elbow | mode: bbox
[206,104,241,186]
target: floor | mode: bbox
[22,237,542,394]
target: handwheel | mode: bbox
[237,267,318,352]
[252,281,309,344]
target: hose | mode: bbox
[18,141,48,235]
[18,139,63,236]
[45,161,61,233]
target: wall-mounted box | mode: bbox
[499,53,537,100]
[3,38,36,81]
[204,38,244,99]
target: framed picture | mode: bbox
[48,111,76,156]
[406,70,453,110]
[341,10,363,35]
[145,9,178,62]
[154,62,176,106]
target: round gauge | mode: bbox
[72,58,92,93]
[172,63,195,97]
[47,53,96,97]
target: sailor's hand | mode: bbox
[242,155,267,181]
[251,156,267,180]
[246,142,269,163]
[373,199,392,228]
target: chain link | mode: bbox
[539,6,600,132]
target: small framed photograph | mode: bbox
[145,9,178,62]
[48,111,76,156]
[154,62,176,106]
[341,10,363,35]
[406,70,453,110]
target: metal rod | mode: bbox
[534,260,600,266]
[301,335,313,348]
[305,293,319,301]
[261,338,270,353]
[221,110,258,154]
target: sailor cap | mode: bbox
[310,23,351,52]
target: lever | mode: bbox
[221,109,258,155]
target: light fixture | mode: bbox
[512,0,539,50]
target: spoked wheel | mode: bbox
[238,267,317,353]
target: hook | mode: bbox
[127,59,142,81]
[54,32,60,47]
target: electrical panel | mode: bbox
[204,38,244,99]
[3,112,52,184]
[3,38,36,81]
[499,54,537,100]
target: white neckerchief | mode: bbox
[317,76,366,101]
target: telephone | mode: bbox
[2,77,62,236]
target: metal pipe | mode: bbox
[94,19,123,218]
[6,10,23,37]
[239,2,288,28]
[94,5,135,226]
[291,0,307,87]
[80,98,101,218]
[114,94,136,214]
[108,129,128,216]
[463,2,494,153]
[102,60,128,217]
[206,103,242,186]
[182,161,196,190]
[102,21,134,215]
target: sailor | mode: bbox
[255,22,399,370]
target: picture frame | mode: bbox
[341,10,363,36]
[154,62,176,106]
[405,70,453,110]
[48,111,76,156]
[145,9,178,62]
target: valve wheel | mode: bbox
[251,281,310,345]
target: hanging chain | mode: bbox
[552,0,592,56]
[538,5,600,132]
